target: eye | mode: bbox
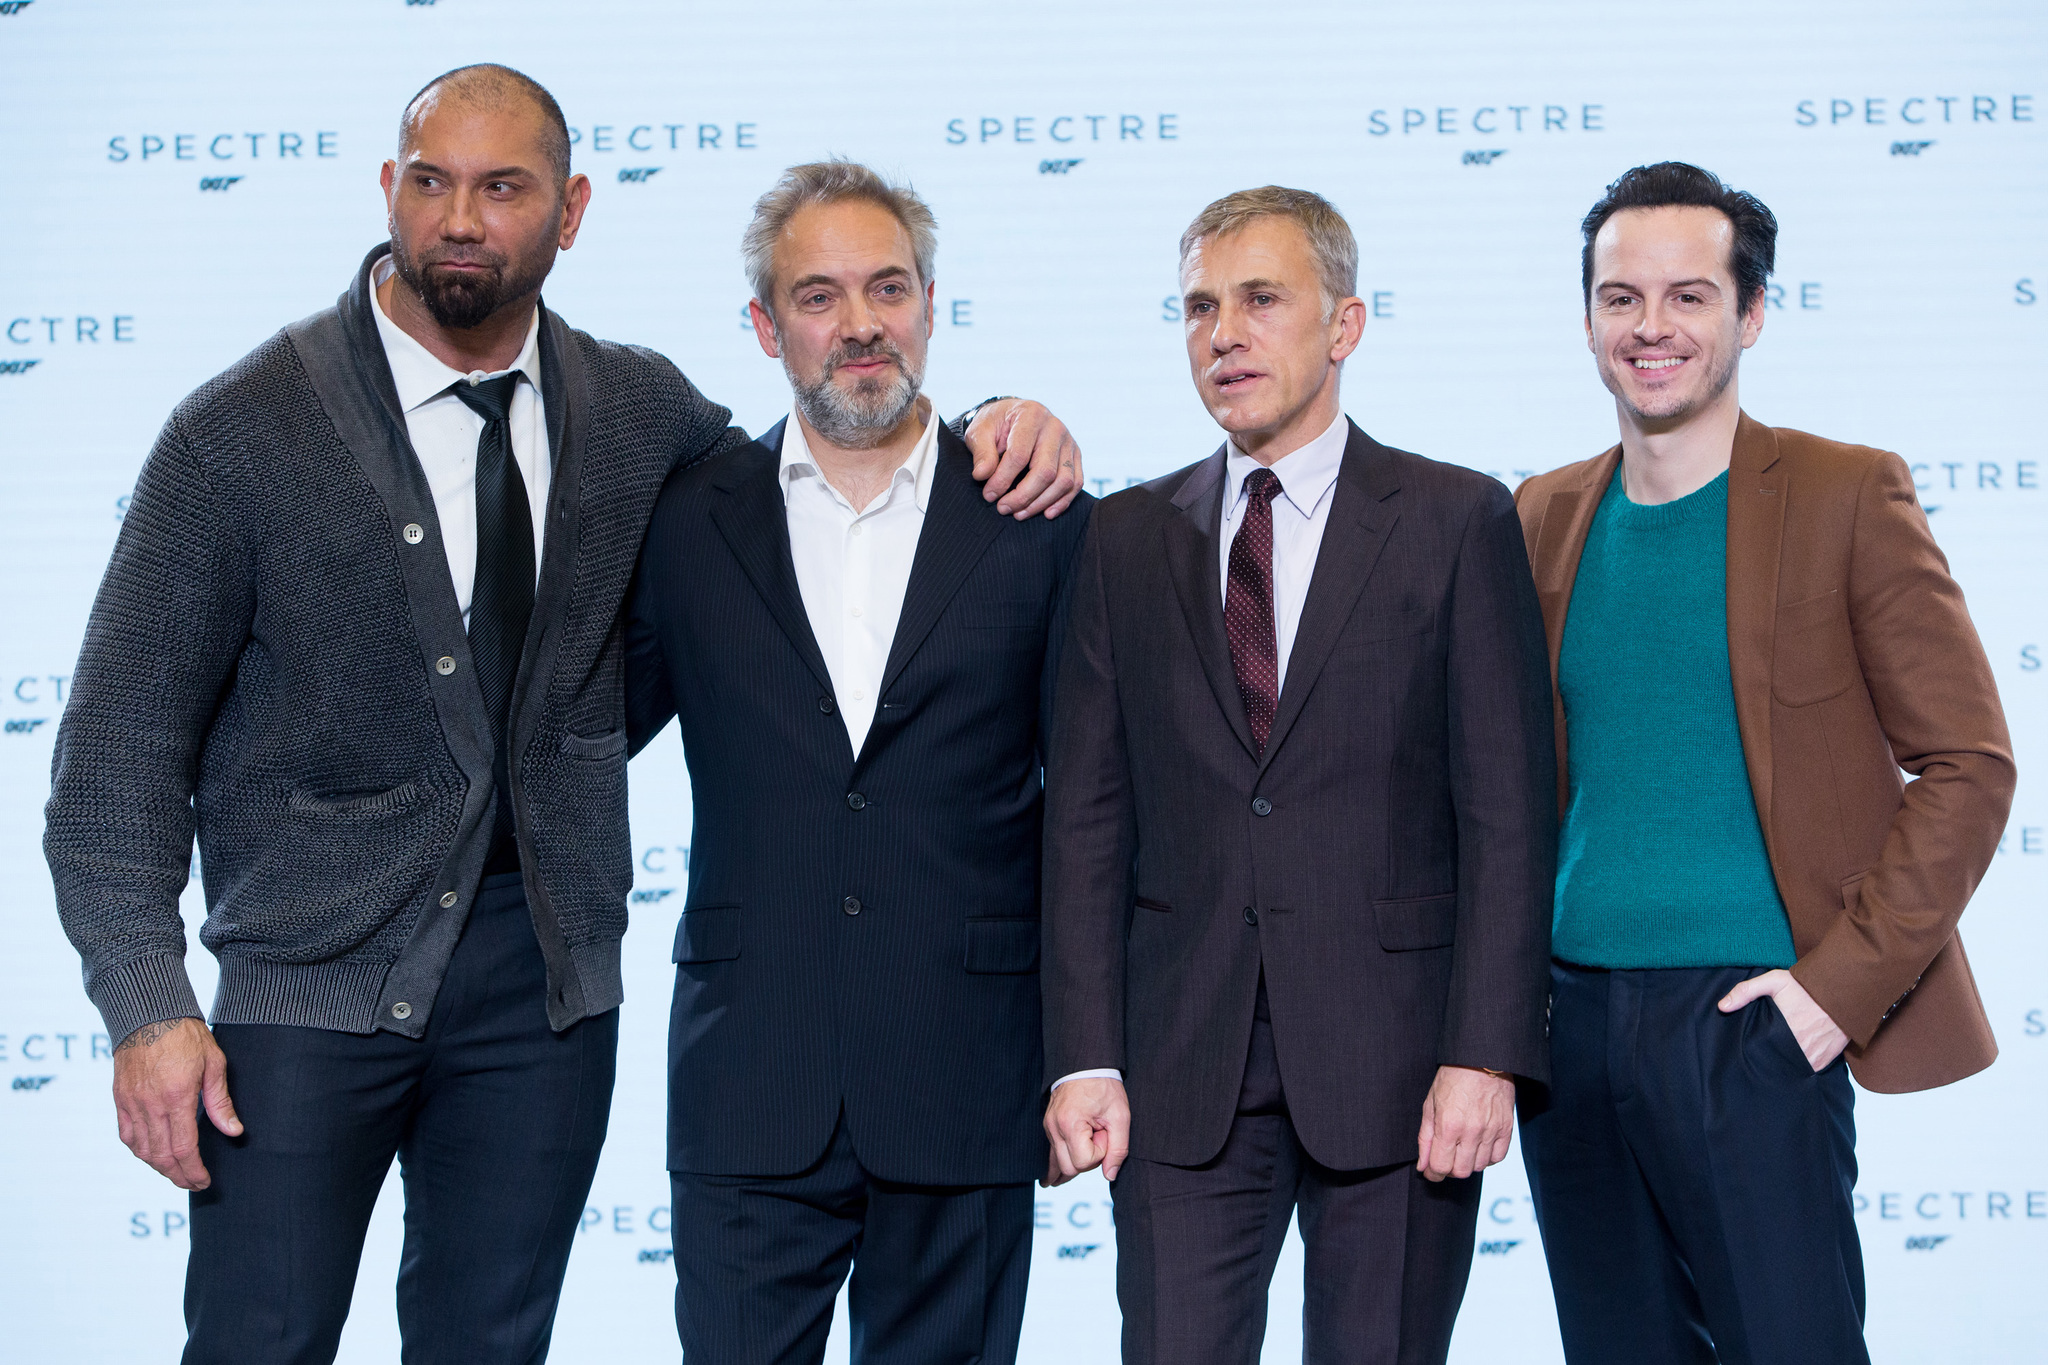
[1188,301,1213,315]
[1250,293,1276,306]
[1608,294,1635,308]
[878,283,902,297]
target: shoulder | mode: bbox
[172,326,309,434]
[653,435,770,520]
[1089,452,1215,531]
[557,321,731,425]
[1513,449,1616,509]
[1765,423,1903,488]
[1381,442,1511,505]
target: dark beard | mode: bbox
[390,238,550,332]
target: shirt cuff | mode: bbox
[1051,1068,1123,1091]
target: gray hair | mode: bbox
[742,160,938,316]
[1178,186,1359,320]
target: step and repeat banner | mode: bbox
[1,1,2042,1360]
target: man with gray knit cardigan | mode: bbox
[44,65,1081,1365]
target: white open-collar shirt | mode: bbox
[370,255,551,625]
[779,403,942,755]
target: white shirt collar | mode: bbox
[777,401,942,515]
[1224,410,1350,520]
[370,254,543,413]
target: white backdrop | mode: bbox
[2,1,2043,1360]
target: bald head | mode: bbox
[399,64,571,188]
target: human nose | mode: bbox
[442,184,485,242]
[1209,299,1248,355]
[1634,296,1675,344]
[840,296,884,346]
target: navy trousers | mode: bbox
[668,1117,1034,1365]
[1520,962,1867,1365]
[184,873,619,1365]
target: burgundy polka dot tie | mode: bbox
[1226,467,1283,754]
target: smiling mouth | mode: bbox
[1632,357,1685,370]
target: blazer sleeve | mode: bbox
[1437,480,1558,1082]
[1789,452,2016,1045]
[43,411,253,1044]
[1040,515,1136,1085]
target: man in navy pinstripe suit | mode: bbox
[625,160,1091,1365]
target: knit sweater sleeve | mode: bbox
[44,409,255,1044]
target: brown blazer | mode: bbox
[1514,413,2014,1093]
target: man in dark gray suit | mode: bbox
[1041,187,1556,1364]
[44,67,1079,1365]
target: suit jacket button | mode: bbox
[819,696,836,714]
[439,891,459,908]
[1251,796,1273,816]
[843,896,862,916]
[847,792,867,810]
[435,656,457,676]
[390,1002,412,1020]
[1243,906,1259,926]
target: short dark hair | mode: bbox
[1580,162,1777,313]
[398,64,571,187]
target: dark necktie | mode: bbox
[1226,467,1283,754]
[451,374,534,868]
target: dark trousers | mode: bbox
[1112,984,1482,1365]
[669,1117,1033,1365]
[184,873,619,1365]
[1520,962,1866,1365]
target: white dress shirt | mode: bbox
[370,255,551,625]
[779,404,942,754]
[1053,410,1351,1095]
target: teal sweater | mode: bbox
[1553,470,1796,969]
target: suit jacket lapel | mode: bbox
[877,424,1011,697]
[707,420,837,697]
[1260,422,1398,770]
[1163,448,1257,760]
[1723,412,1784,835]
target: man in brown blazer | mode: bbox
[1514,162,2015,1365]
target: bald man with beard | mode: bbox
[44,64,1082,1365]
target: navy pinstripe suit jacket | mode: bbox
[627,418,1090,1183]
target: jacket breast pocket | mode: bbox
[672,905,741,963]
[1373,893,1457,951]
[1771,590,1858,708]
[964,917,1040,973]
[1345,605,1434,646]
[956,597,1042,631]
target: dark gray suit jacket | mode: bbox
[1042,421,1556,1170]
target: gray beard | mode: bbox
[786,340,925,450]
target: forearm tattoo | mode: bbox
[114,1019,182,1053]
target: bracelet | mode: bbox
[956,395,1017,434]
